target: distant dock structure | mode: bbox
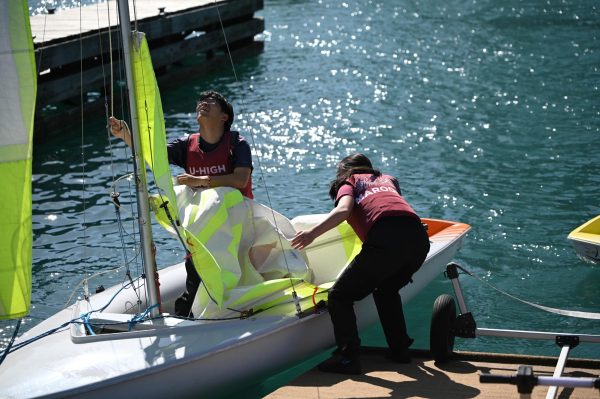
[30,0,264,138]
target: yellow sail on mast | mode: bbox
[0,1,36,319]
[130,32,177,210]
[128,33,313,311]
[129,33,228,307]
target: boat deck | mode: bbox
[266,348,600,399]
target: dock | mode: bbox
[266,348,600,399]
[30,0,264,138]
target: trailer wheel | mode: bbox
[430,294,456,363]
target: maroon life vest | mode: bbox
[186,131,253,198]
[338,173,419,241]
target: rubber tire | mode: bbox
[430,294,456,363]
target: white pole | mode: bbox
[116,0,161,318]
[545,345,570,399]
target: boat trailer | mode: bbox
[430,263,600,399]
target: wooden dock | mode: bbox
[266,348,600,399]
[30,0,264,138]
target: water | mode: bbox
[3,0,599,395]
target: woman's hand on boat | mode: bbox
[291,200,353,250]
[176,174,210,188]
[290,230,316,250]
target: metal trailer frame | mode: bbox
[432,263,600,399]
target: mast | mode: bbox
[116,0,161,317]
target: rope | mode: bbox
[0,319,21,366]
[128,20,194,316]
[7,281,135,355]
[82,312,96,336]
[97,3,143,307]
[2,278,330,357]
[455,264,600,320]
[35,8,48,74]
[108,0,143,294]
[98,0,118,189]
[108,128,145,306]
[107,1,114,117]
[132,0,139,32]
[213,1,303,315]
[3,323,71,355]
[127,304,159,331]
[108,0,147,309]
[61,246,142,311]
[113,0,139,262]
[78,0,88,272]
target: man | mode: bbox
[109,90,253,197]
[109,90,253,316]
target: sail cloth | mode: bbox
[130,32,178,212]
[127,33,311,313]
[151,186,312,317]
[0,1,36,320]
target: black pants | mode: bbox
[327,216,430,352]
[174,258,201,317]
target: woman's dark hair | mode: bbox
[198,90,234,131]
[329,153,381,200]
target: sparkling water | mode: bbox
[2,0,598,396]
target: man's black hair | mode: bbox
[198,90,234,131]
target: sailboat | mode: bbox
[568,215,600,264]
[0,1,471,398]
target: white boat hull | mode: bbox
[0,217,469,398]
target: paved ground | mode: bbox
[266,348,600,399]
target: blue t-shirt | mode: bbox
[167,131,253,170]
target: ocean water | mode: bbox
[2,0,599,396]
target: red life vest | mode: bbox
[186,131,253,198]
[337,173,419,241]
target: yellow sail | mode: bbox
[152,186,313,315]
[0,1,36,319]
[128,34,314,312]
[129,33,251,309]
[130,33,178,212]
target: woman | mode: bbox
[291,154,430,375]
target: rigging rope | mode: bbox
[214,1,303,315]
[0,319,21,367]
[79,0,88,277]
[105,0,147,309]
[92,1,144,311]
[111,0,305,315]
[455,264,600,320]
[98,0,117,188]
[53,0,307,319]
[114,1,144,293]
[122,0,150,309]
[35,8,47,74]
[132,23,174,313]
[2,279,327,359]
